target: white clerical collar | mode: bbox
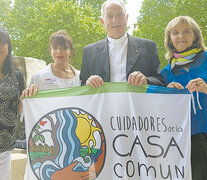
[107,33,128,45]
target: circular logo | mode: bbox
[28,108,106,179]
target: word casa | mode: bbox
[113,134,183,158]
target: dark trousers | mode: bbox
[191,133,207,180]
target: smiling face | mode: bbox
[49,31,74,65]
[101,2,128,39]
[170,23,195,52]
[50,45,71,64]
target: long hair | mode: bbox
[164,16,207,59]
[0,28,13,74]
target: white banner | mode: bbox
[23,83,191,180]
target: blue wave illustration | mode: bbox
[30,108,102,179]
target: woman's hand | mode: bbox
[19,84,39,113]
[186,78,207,94]
[21,84,39,98]
[167,82,184,89]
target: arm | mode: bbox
[17,71,25,113]
[127,39,164,86]
[80,46,104,88]
[146,41,164,86]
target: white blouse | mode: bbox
[30,64,81,90]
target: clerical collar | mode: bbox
[107,33,127,45]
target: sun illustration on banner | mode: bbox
[28,108,106,180]
[74,112,101,154]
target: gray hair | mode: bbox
[101,0,126,19]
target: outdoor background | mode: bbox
[1,0,207,69]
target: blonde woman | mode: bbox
[161,16,207,180]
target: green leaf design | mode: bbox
[33,135,39,142]
[80,148,89,158]
[39,135,45,143]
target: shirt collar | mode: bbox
[107,33,128,45]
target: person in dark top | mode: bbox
[0,28,24,179]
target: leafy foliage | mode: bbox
[78,0,105,18]
[3,0,106,69]
[0,0,12,27]
[133,0,207,69]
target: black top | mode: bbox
[0,70,24,152]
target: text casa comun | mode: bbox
[109,115,186,179]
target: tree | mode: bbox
[0,0,12,27]
[3,0,106,69]
[78,0,105,19]
[133,0,207,68]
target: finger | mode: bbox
[186,81,197,92]
[86,76,104,88]
[89,79,100,88]
[167,82,183,89]
[186,80,195,89]
[29,85,35,97]
[94,77,104,87]
[33,85,39,95]
[127,74,132,84]
[70,161,78,169]
[186,78,203,88]
[128,74,134,85]
[188,84,196,92]
[196,79,204,86]
[134,73,142,86]
[23,88,29,97]
[128,72,137,86]
[89,81,96,88]
[167,83,175,88]
[137,75,147,86]
[174,83,184,89]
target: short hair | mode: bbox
[49,30,73,51]
[164,16,207,59]
[0,28,13,74]
[101,0,126,19]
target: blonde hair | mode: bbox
[164,16,207,59]
[101,0,126,19]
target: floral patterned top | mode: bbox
[0,71,23,152]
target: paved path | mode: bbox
[11,148,27,180]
